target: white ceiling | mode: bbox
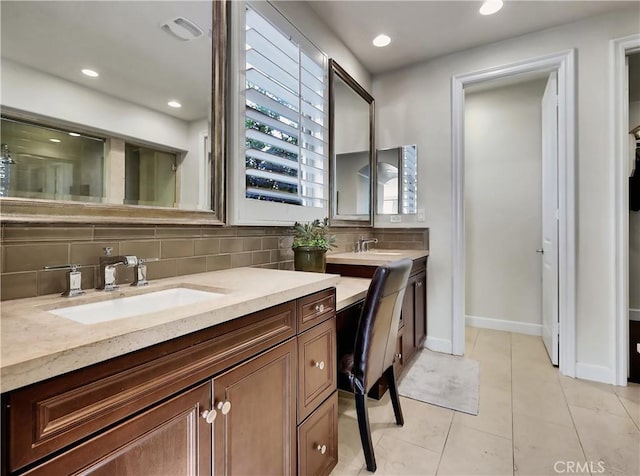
[1,1,211,122]
[307,0,636,75]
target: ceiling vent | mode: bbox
[161,17,204,41]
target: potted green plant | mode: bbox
[292,218,337,272]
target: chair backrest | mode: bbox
[351,258,412,394]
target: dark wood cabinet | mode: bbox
[329,256,428,399]
[214,339,297,476]
[2,289,338,476]
[24,383,211,476]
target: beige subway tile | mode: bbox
[38,267,95,296]
[115,266,135,286]
[270,250,280,262]
[278,261,294,270]
[4,243,70,272]
[70,242,119,266]
[243,237,262,251]
[263,237,279,250]
[1,272,37,300]
[155,226,202,238]
[206,254,231,271]
[120,241,161,259]
[252,250,271,265]
[278,248,294,261]
[177,257,206,276]
[279,236,294,249]
[94,226,155,240]
[161,240,194,259]
[230,252,252,268]
[262,263,279,270]
[194,238,220,256]
[3,225,93,243]
[220,238,243,253]
[146,259,177,280]
[238,227,268,236]
[202,227,237,237]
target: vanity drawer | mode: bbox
[5,300,296,472]
[298,288,336,333]
[297,317,337,422]
[297,391,338,476]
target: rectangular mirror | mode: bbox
[329,59,374,226]
[0,0,227,224]
[376,145,418,215]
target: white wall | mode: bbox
[373,6,640,377]
[630,100,640,313]
[464,79,546,332]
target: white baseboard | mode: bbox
[575,362,615,385]
[425,336,452,354]
[466,315,542,336]
[630,308,640,322]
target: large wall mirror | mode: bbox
[329,59,374,226]
[0,1,227,224]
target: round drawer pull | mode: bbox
[217,401,232,415]
[396,353,402,360]
[314,360,325,370]
[314,303,326,313]
[315,444,327,455]
[201,409,217,424]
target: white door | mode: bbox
[541,72,559,365]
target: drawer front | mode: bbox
[297,318,337,422]
[298,391,338,476]
[6,300,296,472]
[298,288,336,333]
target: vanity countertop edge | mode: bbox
[0,267,341,393]
[327,249,429,266]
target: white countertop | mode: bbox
[327,249,429,267]
[0,267,340,393]
[335,277,371,311]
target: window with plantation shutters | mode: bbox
[244,5,327,209]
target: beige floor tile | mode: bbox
[559,376,630,418]
[381,396,454,453]
[330,461,364,476]
[570,404,640,476]
[437,422,513,476]
[614,384,640,428]
[473,330,511,357]
[512,374,574,428]
[513,411,587,476]
[356,434,441,476]
[454,383,513,439]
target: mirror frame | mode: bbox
[0,0,228,225]
[328,58,374,227]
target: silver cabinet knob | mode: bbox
[314,360,325,370]
[536,249,544,254]
[315,444,327,455]
[396,353,402,360]
[314,303,326,313]
[217,401,231,415]
[201,409,217,424]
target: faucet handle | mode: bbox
[131,258,158,287]
[103,247,113,257]
[43,264,85,297]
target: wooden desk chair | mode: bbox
[337,258,412,472]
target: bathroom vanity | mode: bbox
[1,268,341,476]
[327,250,429,398]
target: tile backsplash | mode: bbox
[0,224,428,301]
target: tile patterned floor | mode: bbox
[331,327,640,476]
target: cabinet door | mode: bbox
[213,339,296,476]
[24,383,211,476]
[414,270,427,348]
[401,274,416,363]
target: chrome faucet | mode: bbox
[356,237,378,253]
[98,247,138,291]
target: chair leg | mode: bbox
[355,393,377,472]
[385,365,404,426]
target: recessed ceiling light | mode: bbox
[372,34,391,48]
[81,68,99,78]
[168,100,182,108]
[49,138,61,143]
[479,0,503,15]
[68,132,81,137]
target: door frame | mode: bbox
[611,34,640,386]
[451,50,577,378]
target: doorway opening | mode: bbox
[451,50,577,378]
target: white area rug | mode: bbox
[398,349,480,415]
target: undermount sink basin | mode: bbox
[49,287,225,325]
